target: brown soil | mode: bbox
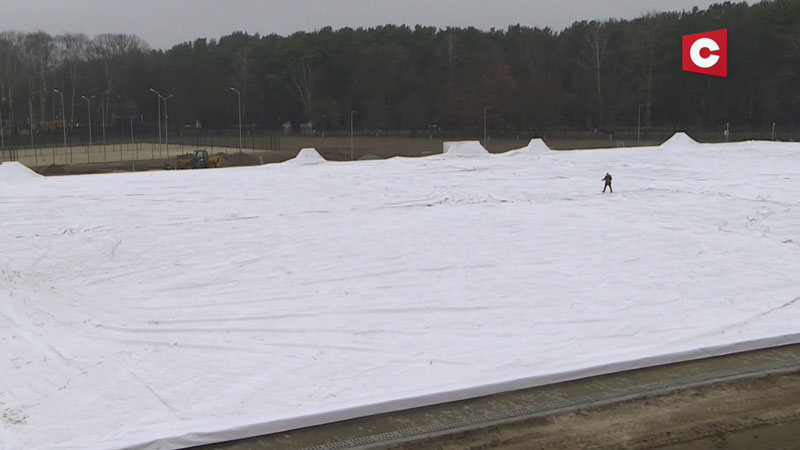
[394,373,800,450]
[39,163,68,175]
[31,152,276,176]
[219,152,269,166]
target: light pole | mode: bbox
[100,91,108,162]
[637,103,643,144]
[81,95,95,148]
[772,122,776,141]
[0,96,4,152]
[229,86,242,153]
[28,93,35,153]
[163,94,173,154]
[101,91,108,145]
[149,88,162,144]
[53,89,67,164]
[483,106,488,147]
[350,110,356,161]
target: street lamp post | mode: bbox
[229,87,242,153]
[114,114,137,169]
[149,88,162,144]
[100,92,108,162]
[637,103,643,144]
[0,97,4,152]
[483,106,488,147]
[772,122,776,141]
[81,95,95,147]
[53,89,67,164]
[101,92,108,145]
[350,110,356,161]
[163,94,173,154]
[28,93,35,156]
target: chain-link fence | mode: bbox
[1,126,796,167]
[0,128,281,166]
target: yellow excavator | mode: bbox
[174,149,222,169]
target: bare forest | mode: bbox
[0,0,798,148]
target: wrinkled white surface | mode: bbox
[2,135,800,450]
[287,147,326,164]
[0,161,43,182]
[504,138,552,156]
[443,140,490,157]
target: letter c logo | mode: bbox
[690,37,720,69]
[682,29,727,77]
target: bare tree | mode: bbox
[0,39,5,146]
[630,13,669,129]
[436,29,460,80]
[24,32,55,129]
[291,56,315,122]
[232,47,252,122]
[57,33,89,128]
[90,33,147,121]
[787,24,800,83]
[0,32,22,130]
[578,21,608,129]
[447,30,457,77]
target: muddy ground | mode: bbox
[33,150,272,176]
[392,373,800,450]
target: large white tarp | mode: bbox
[0,161,43,183]
[2,135,800,449]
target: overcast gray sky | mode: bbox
[0,0,722,50]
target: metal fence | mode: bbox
[0,128,281,166]
[299,126,798,143]
[1,126,796,166]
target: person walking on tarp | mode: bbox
[602,173,613,193]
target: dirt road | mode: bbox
[391,373,800,450]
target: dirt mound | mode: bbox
[219,152,262,166]
[39,163,68,175]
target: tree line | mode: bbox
[0,0,798,144]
